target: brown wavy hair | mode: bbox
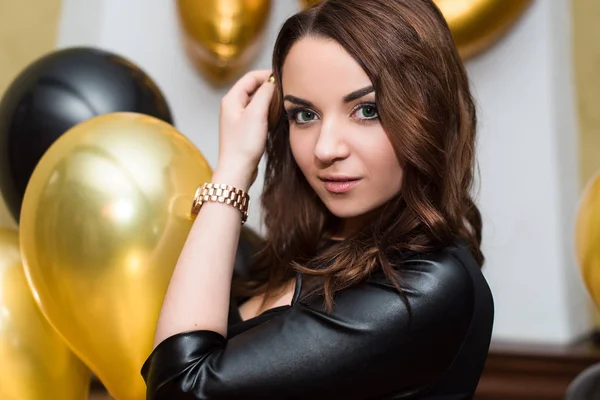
[232,0,483,312]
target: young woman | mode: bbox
[142,0,494,398]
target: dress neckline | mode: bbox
[234,238,342,325]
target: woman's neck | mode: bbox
[333,209,378,239]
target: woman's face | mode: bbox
[282,37,403,234]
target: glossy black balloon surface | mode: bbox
[0,47,173,222]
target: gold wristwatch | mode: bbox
[190,183,249,224]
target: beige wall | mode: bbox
[0,0,62,228]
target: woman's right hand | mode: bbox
[215,70,275,190]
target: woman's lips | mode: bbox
[321,179,361,194]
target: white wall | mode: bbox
[54,0,590,344]
[468,0,590,343]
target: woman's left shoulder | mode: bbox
[372,240,483,286]
[300,240,493,334]
[363,240,493,321]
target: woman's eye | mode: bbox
[352,104,379,120]
[291,110,318,124]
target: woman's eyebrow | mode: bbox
[283,85,375,107]
[343,86,374,103]
[283,95,313,107]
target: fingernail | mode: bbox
[268,74,275,83]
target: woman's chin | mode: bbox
[323,203,372,220]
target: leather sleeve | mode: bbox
[141,254,474,399]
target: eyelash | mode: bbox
[285,102,379,126]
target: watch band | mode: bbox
[190,182,249,224]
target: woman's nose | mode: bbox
[314,118,350,164]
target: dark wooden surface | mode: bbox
[89,335,600,399]
[474,335,600,399]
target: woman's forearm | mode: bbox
[152,167,251,348]
[152,69,274,349]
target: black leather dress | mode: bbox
[141,240,494,399]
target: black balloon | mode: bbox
[0,47,173,223]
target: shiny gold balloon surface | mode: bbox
[177,0,272,86]
[0,228,90,400]
[576,172,600,311]
[434,0,533,59]
[20,113,212,400]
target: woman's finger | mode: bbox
[223,70,272,109]
[246,78,276,118]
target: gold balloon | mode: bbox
[576,171,600,311]
[19,113,213,400]
[0,228,90,400]
[177,0,272,86]
[434,0,533,59]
